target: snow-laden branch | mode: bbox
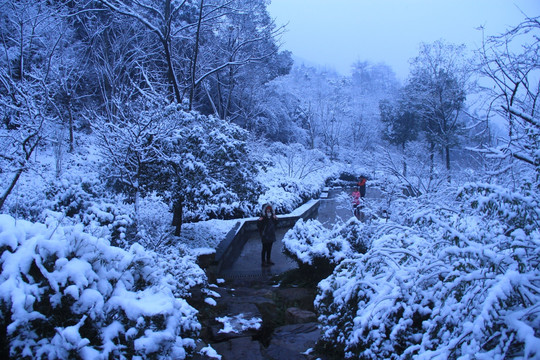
[97,0,165,42]
[504,105,540,128]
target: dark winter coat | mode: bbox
[257,205,278,244]
[358,177,367,197]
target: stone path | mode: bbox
[191,277,322,360]
[219,227,297,280]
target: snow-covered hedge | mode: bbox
[254,141,342,214]
[0,213,203,359]
[315,183,540,359]
[283,218,369,280]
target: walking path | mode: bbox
[219,227,297,279]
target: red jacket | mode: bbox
[351,191,361,205]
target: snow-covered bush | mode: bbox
[0,213,202,359]
[315,183,540,359]
[81,202,133,248]
[255,141,342,214]
[135,192,172,250]
[283,218,368,281]
[45,177,134,249]
[259,178,318,215]
[155,245,207,299]
[47,179,96,218]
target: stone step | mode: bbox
[264,322,322,360]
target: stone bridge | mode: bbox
[212,186,372,280]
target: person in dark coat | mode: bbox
[257,204,278,267]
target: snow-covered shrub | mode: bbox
[48,179,94,218]
[316,225,434,359]
[259,178,315,214]
[332,217,372,255]
[283,218,366,281]
[315,183,540,359]
[135,192,171,251]
[45,177,135,249]
[325,171,359,187]
[0,213,202,359]
[155,246,207,298]
[81,202,133,248]
[255,142,342,214]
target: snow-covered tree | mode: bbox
[0,0,73,210]
[94,100,182,225]
[195,0,289,118]
[349,61,400,152]
[94,100,260,236]
[478,15,540,184]
[379,96,420,177]
[405,40,471,174]
[158,109,261,235]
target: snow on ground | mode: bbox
[179,218,239,251]
[216,314,262,334]
[199,344,222,359]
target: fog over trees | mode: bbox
[0,1,538,358]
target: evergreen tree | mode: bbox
[379,97,419,176]
[405,40,470,175]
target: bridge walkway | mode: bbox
[218,186,379,279]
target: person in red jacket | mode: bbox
[358,176,367,198]
[351,187,361,219]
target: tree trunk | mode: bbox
[163,39,182,104]
[172,198,183,237]
[0,168,24,211]
[189,0,204,111]
[429,141,435,185]
[68,104,74,152]
[402,142,407,177]
[445,145,451,182]
[445,145,451,171]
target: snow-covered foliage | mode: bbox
[159,108,262,221]
[94,102,262,223]
[254,141,342,214]
[315,182,540,359]
[0,213,203,359]
[134,192,171,250]
[47,179,133,248]
[283,218,369,278]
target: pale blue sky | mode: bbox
[267,0,540,80]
